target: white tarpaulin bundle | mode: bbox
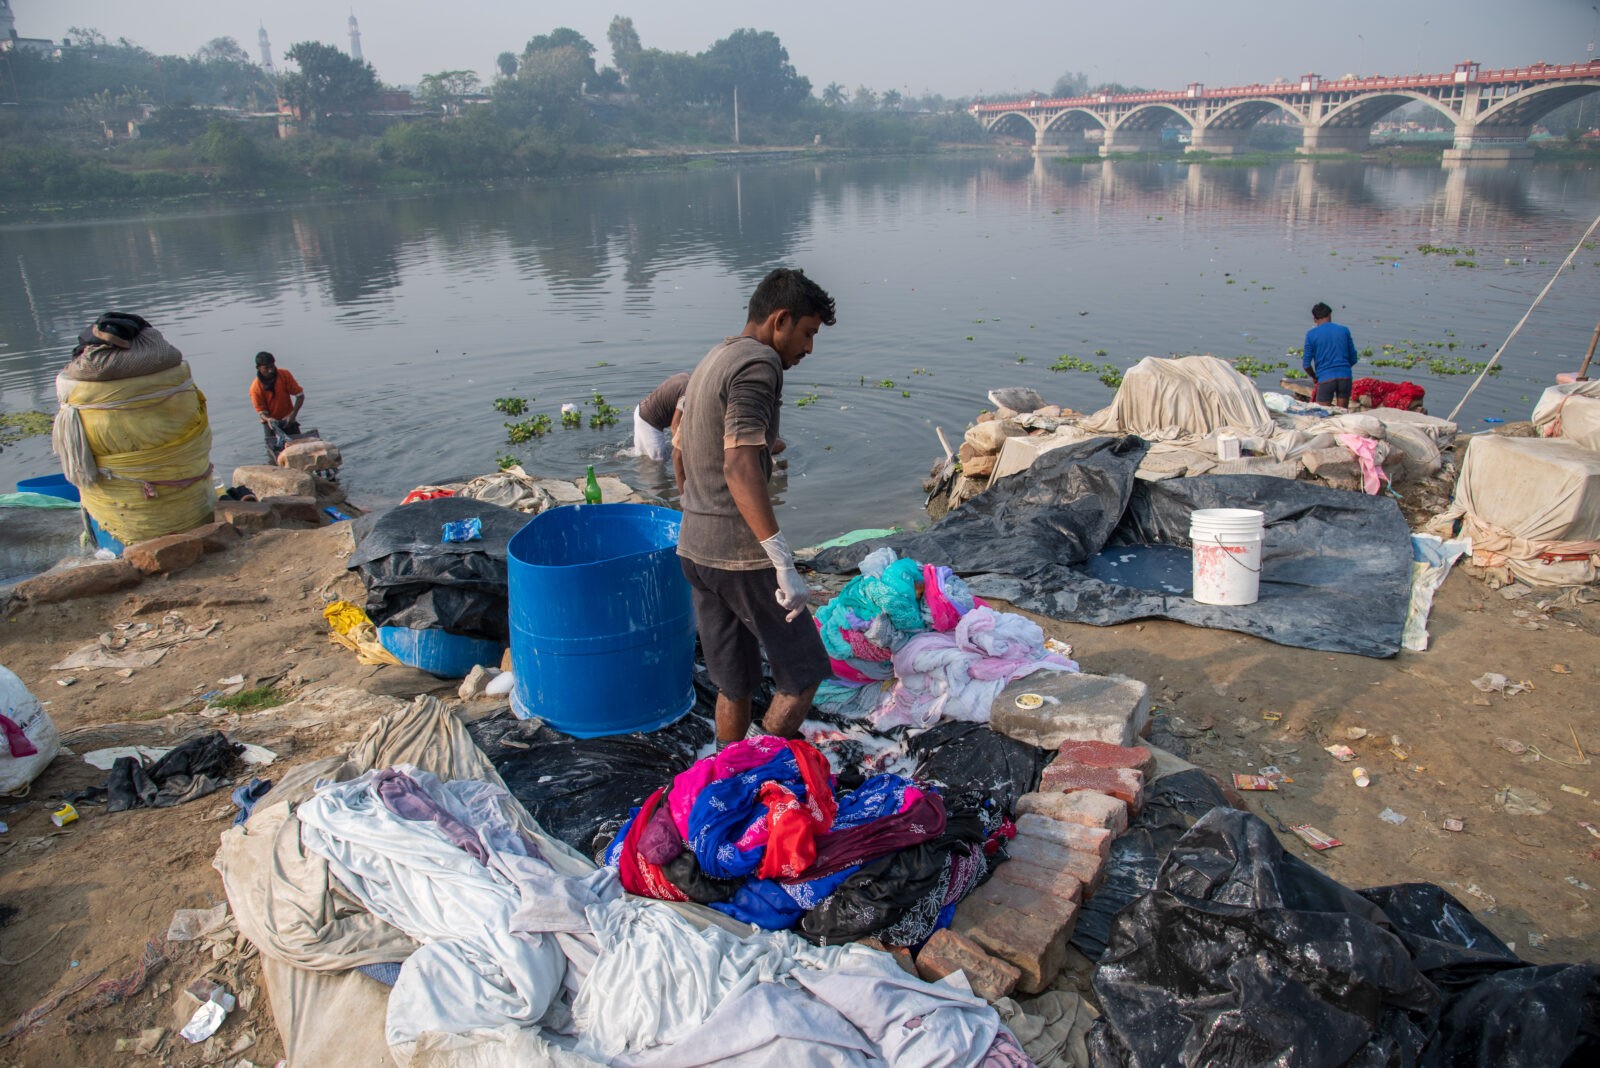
[1532,379,1600,453]
[1429,434,1600,586]
[1078,355,1276,440]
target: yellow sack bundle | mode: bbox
[52,361,215,545]
[323,600,403,667]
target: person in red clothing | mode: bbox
[249,351,305,459]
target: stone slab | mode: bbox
[231,464,314,499]
[10,559,143,604]
[1013,813,1113,859]
[990,672,1151,749]
[1015,790,1129,835]
[914,929,1020,1001]
[123,530,207,576]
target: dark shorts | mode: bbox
[679,556,831,699]
[1313,377,1352,404]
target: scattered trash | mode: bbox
[1495,737,1529,755]
[179,998,228,1044]
[55,677,76,687]
[168,903,230,943]
[1552,664,1571,674]
[184,977,234,1006]
[0,821,7,834]
[1494,785,1553,817]
[50,803,78,827]
[441,517,483,544]
[485,671,515,697]
[1325,744,1356,762]
[1291,824,1342,850]
[1379,807,1408,826]
[1391,746,1410,760]
[1261,710,1281,722]
[1256,766,1293,785]
[1443,817,1465,833]
[1579,821,1600,840]
[1351,767,1371,788]
[1345,727,1369,741]
[1466,884,1497,906]
[114,1028,166,1054]
[1566,876,1593,892]
[1561,784,1591,798]
[1233,773,1279,791]
[1043,638,1073,658]
[323,506,352,522]
[1527,932,1546,948]
[1472,673,1531,696]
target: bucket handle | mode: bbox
[1205,533,1262,574]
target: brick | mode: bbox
[1038,762,1144,809]
[262,495,324,526]
[1055,739,1155,779]
[232,464,315,499]
[11,559,142,604]
[969,870,1081,912]
[277,438,342,473]
[123,530,206,576]
[857,937,918,977]
[1014,813,1112,859]
[952,897,1077,994]
[1015,791,1129,835]
[189,520,241,553]
[990,672,1151,749]
[914,928,1020,1001]
[991,858,1084,903]
[1004,833,1105,892]
[216,499,272,532]
[1299,445,1361,481]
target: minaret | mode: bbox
[347,12,362,62]
[257,24,275,72]
[1,1,17,42]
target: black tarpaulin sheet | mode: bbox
[1087,808,1600,1068]
[347,497,531,642]
[810,437,1414,658]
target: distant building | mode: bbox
[0,0,55,55]
[258,24,275,73]
[348,12,362,63]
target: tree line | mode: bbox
[0,17,997,205]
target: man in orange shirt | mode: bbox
[249,351,305,459]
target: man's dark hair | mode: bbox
[1311,302,1332,320]
[255,351,276,368]
[747,268,836,327]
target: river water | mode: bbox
[2,156,1597,544]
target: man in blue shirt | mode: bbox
[1302,301,1359,407]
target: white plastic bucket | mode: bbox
[1190,508,1264,606]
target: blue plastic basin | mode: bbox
[507,503,695,737]
[377,626,505,679]
[15,474,79,503]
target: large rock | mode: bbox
[990,672,1151,748]
[263,495,324,526]
[215,499,272,532]
[10,559,143,604]
[277,439,342,473]
[914,929,1020,1002]
[963,420,1020,456]
[1300,445,1360,481]
[123,530,207,576]
[232,464,314,499]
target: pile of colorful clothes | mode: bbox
[601,735,1012,946]
[812,548,1076,727]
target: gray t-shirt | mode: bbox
[638,372,690,431]
[677,336,783,571]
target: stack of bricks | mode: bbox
[924,738,1148,997]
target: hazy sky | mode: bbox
[16,0,1592,97]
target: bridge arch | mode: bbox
[1474,78,1600,128]
[1110,102,1193,133]
[984,110,1040,140]
[1042,108,1106,134]
[1319,90,1452,129]
[1202,97,1306,130]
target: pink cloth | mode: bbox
[1337,432,1390,495]
[0,713,38,758]
[922,564,977,631]
[842,628,894,661]
[667,735,789,838]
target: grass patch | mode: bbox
[209,684,286,713]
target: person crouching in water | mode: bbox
[250,351,305,460]
[1302,301,1359,408]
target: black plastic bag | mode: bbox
[469,708,713,854]
[907,720,1050,817]
[348,497,531,641]
[1087,808,1600,1068]
[1071,768,1231,961]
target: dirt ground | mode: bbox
[1,510,1598,1064]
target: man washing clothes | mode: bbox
[1302,301,1359,408]
[674,268,835,748]
[249,351,305,460]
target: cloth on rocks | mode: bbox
[1351,378,1425,411]
[297,764,622,1051]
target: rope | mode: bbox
[1447,211,1600,422]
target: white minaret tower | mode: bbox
[347,12,362,62]
[258,24,275,72]
[0,1,18,42]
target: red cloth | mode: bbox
[755,740,838,880]
[615,787,689,902]
[0,713,38,758]
[400,487,456,504]
[1351,378,1425,411]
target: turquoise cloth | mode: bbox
[813,557,925,660]
[810,527,899,550]
[0,492,81,510]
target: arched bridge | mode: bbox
[971,61,1600,162]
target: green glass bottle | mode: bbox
[584,464,602,504]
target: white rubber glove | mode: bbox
[759,531,811,622]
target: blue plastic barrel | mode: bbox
[15,474,79,502]
[507,503,695,736]
[377,626,505,679]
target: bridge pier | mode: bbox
[1034,128,1092,156]
[1300,126,1371,155]
[1443,125,1533,163]
[1100,128,1163,156]
[1186,128,1252,156]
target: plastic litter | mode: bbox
[441,517,482,543]
[179,996,229,1044]
[1495,785,1553,817]
[1473,672,1531,696]
[167,903,230,942]
[1291,824,1342,850]
[1352,766,1371,787]
[1379,807,1408,825]
[1325,744,1356,762]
